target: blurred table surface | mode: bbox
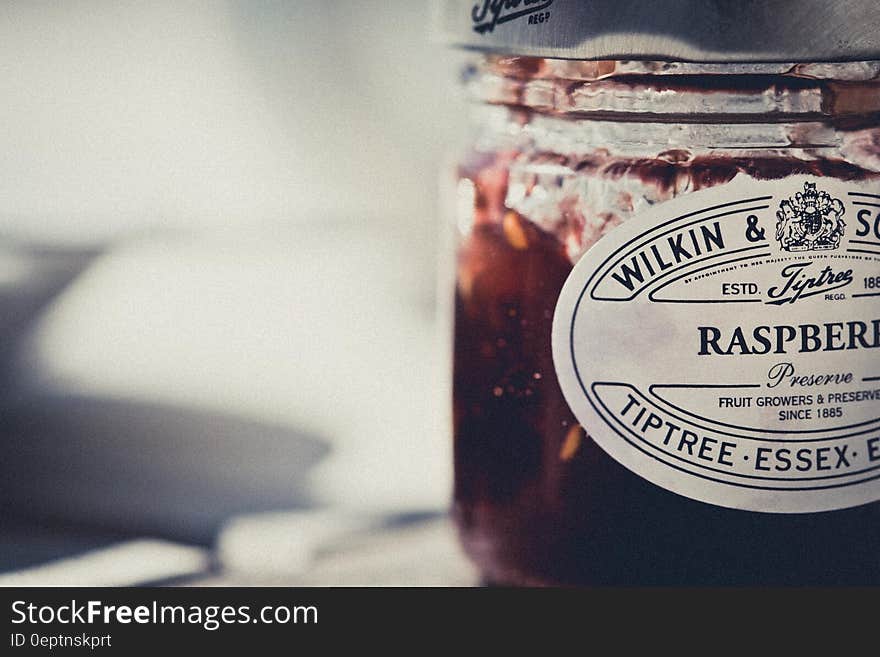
[0,226,463,587]
[186,516,477,587]
[0,515,478,588]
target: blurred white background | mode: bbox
[0,0,467,568]
[1,0,463,246]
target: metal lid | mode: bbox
[434,0,880,62]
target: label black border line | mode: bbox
[589,383,880,492]
[595,383,880,484]
[846,248,880,256]
[590,244,771,303]
[594,245,769,303]
[647,250,770,304]
[648,383,880,438]
[586,198,772,300]
[602,380,880,445]
[852,202,880,208]
[591,204,772,300]
[654,384,762,389]
[848,192,880,199]
[849,240,880,247]
[588,382,880,489]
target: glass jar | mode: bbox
[448,53,880,586]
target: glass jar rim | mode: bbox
[463,57,880,123]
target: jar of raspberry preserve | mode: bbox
[437,1,880,585]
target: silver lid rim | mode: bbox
[434,0,880,63]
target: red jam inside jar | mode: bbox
[449,57,880,585]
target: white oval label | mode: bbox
[552,177,880,513]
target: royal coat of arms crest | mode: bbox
[775,182,846,252]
